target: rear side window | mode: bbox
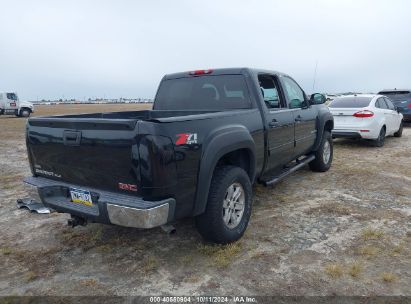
[329,96,372,108]
[384,97,396,110]
[154,75,251,110]
[375,98,388,109]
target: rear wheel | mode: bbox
[195,165,252,244]
[309,130,333,172]
[373,126,386,147]
[394,121,403,137]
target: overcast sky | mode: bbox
[1,0,410,100]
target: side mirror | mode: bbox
[310,93,326,105]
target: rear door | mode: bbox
[258,74,295,172]
[384,97,402,133]
[376,97,394,133]
[280,75,317,157]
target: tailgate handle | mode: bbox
[63,130,81,146]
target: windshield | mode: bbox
[154,75,251,110]
[329,96,372,108]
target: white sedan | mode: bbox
[330,94,403,147]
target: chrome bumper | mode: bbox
[106,203,169,229]
[23,176,174,229]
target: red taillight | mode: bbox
[353,110,374,118]
[189,69,213,76]
[408,103,411,109]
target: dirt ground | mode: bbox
[0,104,410,296]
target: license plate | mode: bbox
[69,188,93,206]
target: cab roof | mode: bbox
[163,68,290,80]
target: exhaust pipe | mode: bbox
[67,215,87,228]
[161,224,176,235]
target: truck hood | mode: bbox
[20,101,34,108]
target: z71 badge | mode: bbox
[176,133,198,145]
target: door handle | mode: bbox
[63,130,82,146]
[295,115,302,122]
[269,119,281,128]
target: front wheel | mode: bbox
[195,166,252,244]
[20,109,31,117]
[309,130,333,172]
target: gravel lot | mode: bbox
[0,104,410,296]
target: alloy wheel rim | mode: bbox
[222,182,245,229]
[323,140,331,164]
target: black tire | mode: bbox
[373,126,386,147]
[20,109,31,117]
[309,130,333,172]
[394,121,403,137]
[195,165,252,244]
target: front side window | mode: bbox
[6,93,17,101]
[258,74,284,109]
[282,77,305,109]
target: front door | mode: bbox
[258,74,295,173]
[280,76,317,157]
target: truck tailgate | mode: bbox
[27,117,140,193]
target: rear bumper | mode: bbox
[23,176,175,229]
[402,113,411,121]
[332,131,362,139]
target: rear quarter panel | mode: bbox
[141,109,265,219]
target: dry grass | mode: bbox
[306,203,352,216]
[24,271,38,282]
[142,256,159,273]
[358,245,379,258]
[325,263,343,278]
[361,227,385,241]
[80,279,99,288]
[197,242,242,268]
[381,272,397,283]
[348,261,362,278]
[1,247,14,255]
[389,244,405,256]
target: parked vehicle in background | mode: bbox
[330,94,403,147]
[378,89,411,122]
[23,68,334,244]
[0,92,34,117]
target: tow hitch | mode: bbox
[67,215,87,228]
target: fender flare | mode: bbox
[312,112,334,151]
[193,125,256,216]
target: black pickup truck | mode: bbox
[24,68,334,244]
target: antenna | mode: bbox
[312,60,318,92]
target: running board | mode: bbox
[262,155,315,186]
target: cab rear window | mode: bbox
[154,75,251,110]
[329,96,372,108]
